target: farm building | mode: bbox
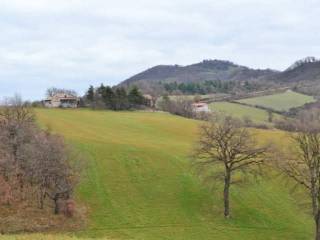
[192,102,209,112]
[43,93,79,108]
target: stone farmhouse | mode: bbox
[43,93,79,108]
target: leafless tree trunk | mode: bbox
[53,193,60,215]
[223,170,231,217]
[193,116,267,218]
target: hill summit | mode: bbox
[268,57,320,84]
[286,56,319,71]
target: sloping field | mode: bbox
[236,90,315,111]
[209,102,282,124]
[3,109,312,240]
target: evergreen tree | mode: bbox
[84,84,146,111]
[103,86,116,109]
[115,88,129,110]
[128,86,144,107]
[86,85,95,102]
[97,84,106,96]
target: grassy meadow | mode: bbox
[237,90,315,111]
[209,102,282,124]
[1,109,313,240]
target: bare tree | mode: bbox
[46,87,77,97]
[192,116,267,218]
[158,96,195,119]
[0,95,35,199]
[19,130,79,213]
[0,96,79,215]
[276,109,320,240]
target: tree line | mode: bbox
[0,96,79,218]
[84,84,148,110]
[162,80,263,95]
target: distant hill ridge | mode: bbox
[121,59,277,85]
[286,56,319,71]
[119,57,320,94]
[269,57,320,83]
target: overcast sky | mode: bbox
[0,0,319,100]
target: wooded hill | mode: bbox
[119,57,320,96]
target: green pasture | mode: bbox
[236,90,315,111]
[2,109,313,240]
[209,102,282,124]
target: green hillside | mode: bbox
[237,90,315,111]
[209,102,282,124]
[7,109,312,240]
